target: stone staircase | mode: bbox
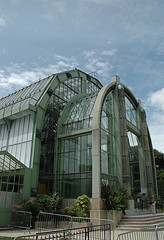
[116,212,164,231]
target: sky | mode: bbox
[0,0,164,152]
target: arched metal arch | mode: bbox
[91,80,140,198]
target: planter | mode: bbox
[107,210,123,228]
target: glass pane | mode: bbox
[58,134,92,198]
[125,97,137,126]
[100,91,119,186]
[62,94,98,134]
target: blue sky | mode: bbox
[0,0,164,152]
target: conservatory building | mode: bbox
[0,69,157,223]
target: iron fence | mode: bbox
[116,223,164,240]
[36,212,114,239]
[36,212,71,230]
[9,210,32,232]
[14,223,111,240]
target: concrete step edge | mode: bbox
[123,213,164,219]
[118,221,164,226]
[120,218,164,223]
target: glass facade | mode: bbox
[54,77,82,109]
[127,131,140,192]
[58,134,92,198]
[39,95,60,194]
[0,153,25,208]
[41,76,101,197]
[86,80,101,94]
[62,93,97,134]
[100,91,118,187]
[125,96,137,126]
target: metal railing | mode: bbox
[9,210,32,232]
[116,223,164,240]
[36,212,114,234]
[14,223,112,240]
[36,212,71,230]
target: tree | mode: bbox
[154,149,164,204]
[154,149,164,170]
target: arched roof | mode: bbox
[0,69,102,123]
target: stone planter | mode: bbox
[107,210,123,228]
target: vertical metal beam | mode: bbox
[140,109,154,196]
[118,86,131,193]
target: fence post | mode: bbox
[70,216,73,229]
[155,225,159,240]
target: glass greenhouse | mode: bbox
[0,69,157,224]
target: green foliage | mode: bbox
[64,194,90,217]
[156,195,163,210]
[49,191,63,213]
[36,194,51,212]
[19,200,42,227]
[77,194,89,215]
[18,191,63,227]
[156,169,164,202]
[101,184,129,214]
[154,149,164,170]
[36,191,63,213]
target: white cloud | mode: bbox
[146,89,164,152]
[0,55,79,95]
[0,17,6,29]
[148,88,164,112]
[40,0,67,20]
[83,50,97,58]
[82,49,114,81]
[149,113,164,153]
[102,49,117,56]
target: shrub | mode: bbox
[36,194,51,212]
[64,194,90,217]
[19,200,42,227]
[49,191,63,213]
[101,184,129,214]
[36,191,63,213]
[18,191,63,227]
[77,194,89,216]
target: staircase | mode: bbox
[116,212,164,231]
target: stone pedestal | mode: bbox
[125,200,135,216]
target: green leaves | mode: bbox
[65,194,90,217]
[102,184,129,214]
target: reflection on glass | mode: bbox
[127,131,140,192]
[62,94,97,134]
[100,92,118,188]
[58,134,92,198]
[125,97,136,126]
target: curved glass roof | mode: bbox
[0,75,54,120]
[62,93,98,134]
[0,69,102,122]
[54,77,82,109]
[54,77,101,110]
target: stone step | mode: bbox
[116,213,164,231]
[122,216,164,221]
[119,219,164,225]
[123,213,164,219]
